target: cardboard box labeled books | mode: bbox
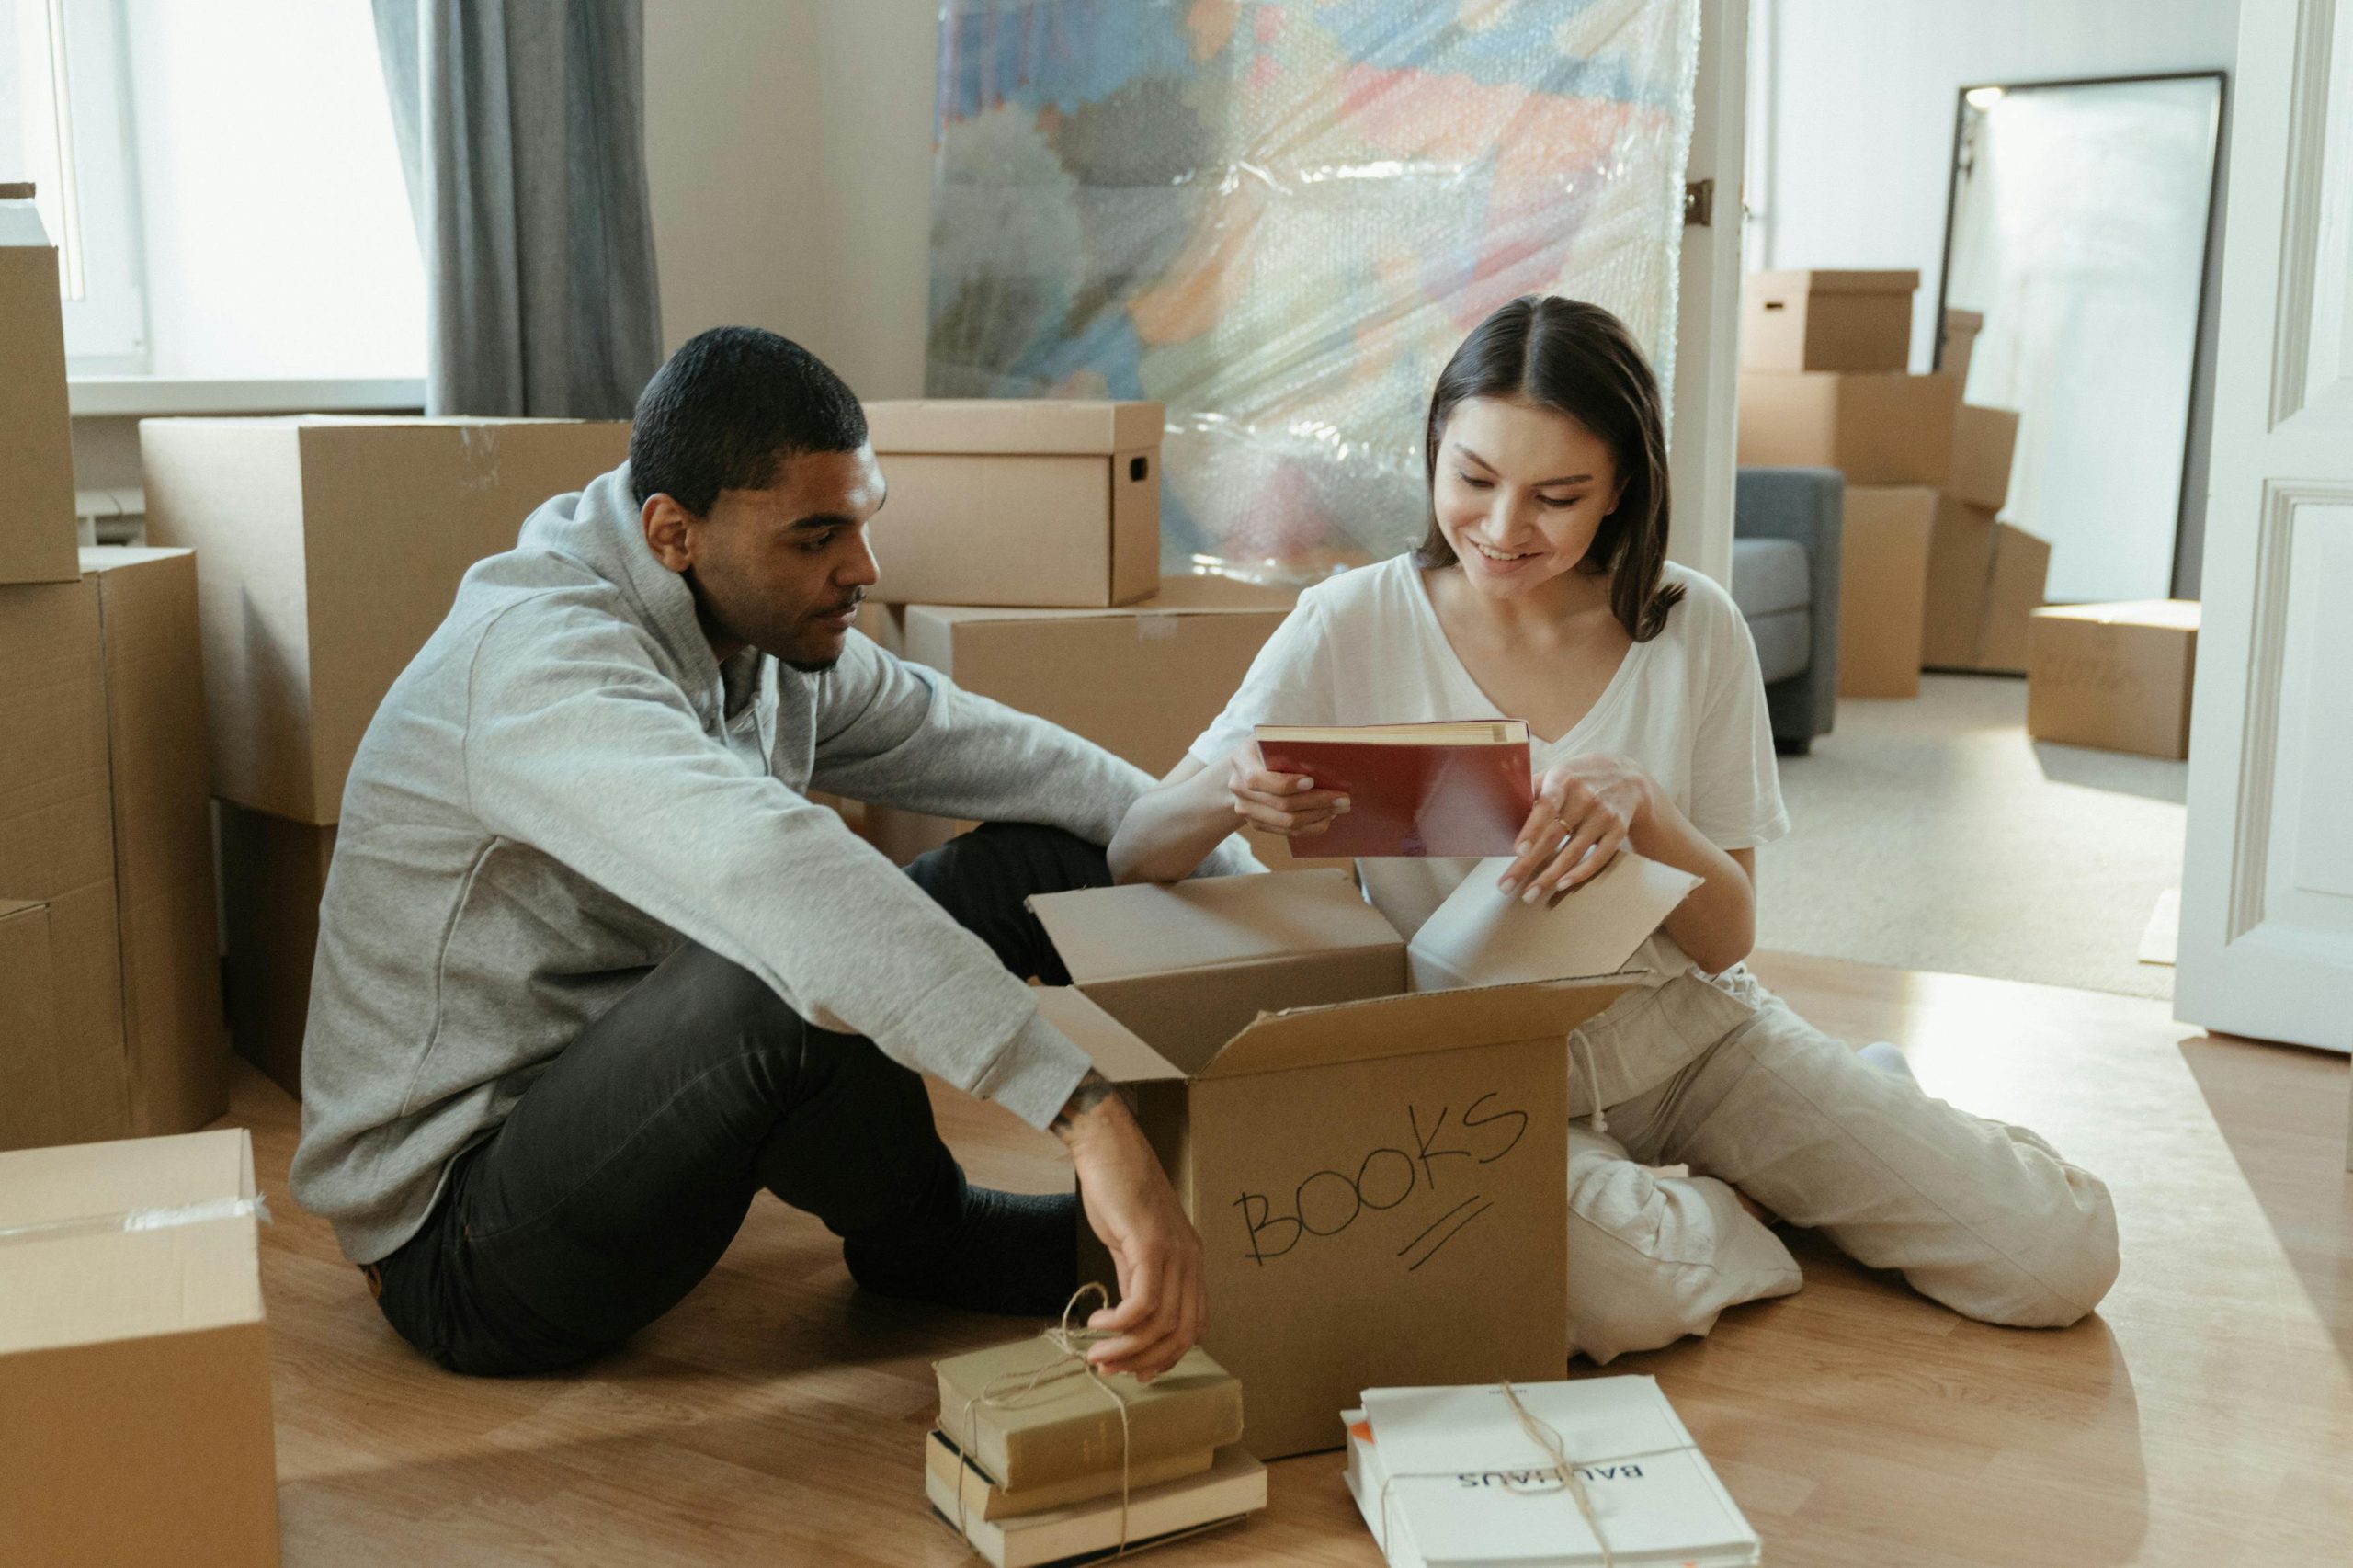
[0,1129,280,1565]
[142,415,631,824]
[1740,268,1916,373]
[862,400,1162,608]
[1948,403,2020,512]
[0,574,127,1151]
[1837,486,1937,699]
[1027,870,1631,1460]
[0,194,78,585]
[217,801,337,1100]
[1737,370,1961,486]
[2028,600,2200,760]
[1925,506,2051,674]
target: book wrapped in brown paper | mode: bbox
[926,1433,1265,1568]
[933,1332,1243,1498]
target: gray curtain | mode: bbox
[372,0,661,417]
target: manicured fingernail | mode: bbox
[1497,876,1518,895]
[1515,841,1530,855]
[1521,884,1542,904]
[1334,797,1351,812]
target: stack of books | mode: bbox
[926,1339,1264,1566]
[1343,1377,1761,1567]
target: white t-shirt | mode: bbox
[1188,553,1790,985]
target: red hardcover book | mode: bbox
[1253,721,1533,858]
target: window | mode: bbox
[1,0,423,381]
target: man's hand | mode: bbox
[1051,1073,1206,1381]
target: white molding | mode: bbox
[2269,0,2338,425]
[66,376,426,418]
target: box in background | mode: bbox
[0,576,128,1151]
[0,195,78,586]
[1740,269,1916,373]
[1948,404,2020,512]
[84,550,231,1136]
[1030,871,1629,1460]
[1736,371,1961,486]
[0,899,61,1130]
[141,416,631,824]
[861,400,1162,608]
[1836,486,1937,699]
[2028,600,2200,760]
[0,1128,280,1565]
[217,801,337,1101]
[1923,504,2051,675]
[1941,308,1984,382]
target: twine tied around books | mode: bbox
[954,1283,1140,1557]
[1370,1380,1696,1568]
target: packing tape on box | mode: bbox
[0,1194,273,1247]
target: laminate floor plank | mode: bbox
[213,951,2349,1565]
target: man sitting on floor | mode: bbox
[290,327,1241,1381]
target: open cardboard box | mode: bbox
[1025,869,1645,1460]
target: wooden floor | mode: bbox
[231,952,2353,1566]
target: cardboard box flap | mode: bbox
[864,399,1164,455]
[1030,870,1396,986]
[908,574,1297,628]
[1198,974,1633,1080]
[1031,986,1185,1085]
[0,897,42,919]
[2033,598,2200,631]
[0,1127,254,1231]
[0,1217,265,1356]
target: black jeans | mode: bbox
[366,823,1109,1375]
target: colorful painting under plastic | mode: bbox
[928,0,1699,582]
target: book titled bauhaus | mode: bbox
[1253,722,1533,858]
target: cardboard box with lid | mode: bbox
[855,576,1349,875]
[1741,268,1916,373]
[1736,369,1961,487]
[141,415,631,825]
[2028,600,2200,759]
[0,190,78,586]
[1028,870,1630,1460]
[861,400,1163,608]
[1941,308,1984,382]
[1948,403,2020,511]
[1924,505,2051,674]
[0,1128,279,1565]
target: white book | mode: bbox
[924,1432,1265,1568]
[1357,1378,1760,1568]
[1406,851,1701,993]
[1345,1407,1431,1568]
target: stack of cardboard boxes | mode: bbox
[848,401,1334,875]
[2,194,228,1153]
[142,417,631,1096]
[1737,272,2048,699]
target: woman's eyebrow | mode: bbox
[1454,443,1592,487]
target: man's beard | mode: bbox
[784,653,842,675]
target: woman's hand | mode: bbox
[1223,744,1351,838]
[1498,753,1657,903]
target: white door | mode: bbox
[2177,0,2353,1067]
[1667,0,1749,586]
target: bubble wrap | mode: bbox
[928,0,1700,584]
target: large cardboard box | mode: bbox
[2028,600,2200,760]
[0,195,78,585]
[84,549,232,1135]
[217,801,337,1100]
[0,1128,280,1565]
[141,416,631,824]
[1836,486,1937,699]
[1948,403,2020,511]
[1923,505,2051,674]
[1740,268,1916,372]
[0,898,62,1131]
[0,576,129,1150]
[862,400,1162,608]
[1736,370,1961,486]
[1028,871,1630,1460]
[857,576,1348,875]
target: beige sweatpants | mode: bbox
[1563,973,2120,1364]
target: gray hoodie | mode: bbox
[290,461,1256,1264]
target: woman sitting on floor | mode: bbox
[1108,295,2120,1361]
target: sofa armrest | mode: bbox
[1733,466,1844,747]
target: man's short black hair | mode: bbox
[628,327,869,514]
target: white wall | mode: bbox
[1748,0,2236,593]
[642,1,938,400]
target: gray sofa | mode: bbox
[1730,465,1842,754]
